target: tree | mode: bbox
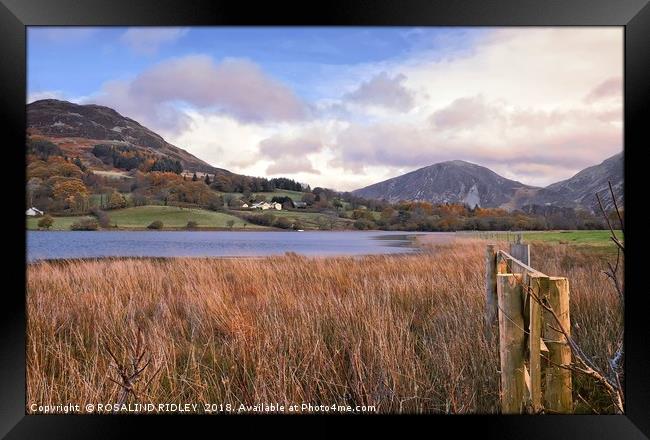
[70,218,99,231]
[37,215,54,230]
[226,220,235,230]
[353,219,374,230]
[107,191,128,209]
[204,174,211,185]
[73,157,87,172]
[147,220,163,230]
[192,173,198,182]
[301,193,316,205]
[27,138,61,159]
[91,208,112,228]
[186,221,198,229]
[275,217,292,229]
[52,178,89,213]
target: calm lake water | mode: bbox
[27,231,441,262]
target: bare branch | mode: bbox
[608,181,623,231]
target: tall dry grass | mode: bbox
[26,239,622,413]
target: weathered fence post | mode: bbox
[485,244,498,330]
[509,241,530,267]
[526,274,546,413]
[543,277,573,413]
[497,273,526,413]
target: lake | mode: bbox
[27,231,448,262]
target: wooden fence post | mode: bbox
[485,244,498,330]
[510,242,530,267]
[497,273,526,413]
[543,277,573,413]
[526,274,546,413]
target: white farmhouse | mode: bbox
[251,201,282,211]
[251,201,271,210]
[26,207,44,216]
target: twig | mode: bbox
[104,326,157,412]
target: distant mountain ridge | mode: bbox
[27,99,228,175]
[353,160,536,208]
[353,153,623,212]
[523,152,623,212]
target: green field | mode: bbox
[241,209,354,229]
[27,215,96,230]
[464,230,623,249]
[28,206,271,230]
[107,206,269,229]
[520,230,623,246]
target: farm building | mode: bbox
[251,202,282,211]
[293,201,307,209]
[26,207,44,216]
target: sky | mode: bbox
[28,26,623,191]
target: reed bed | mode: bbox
[26,239,622,413]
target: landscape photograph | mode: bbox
[26,26,624,414]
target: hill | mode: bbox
[27,99,228,175]
[353,160,535,208]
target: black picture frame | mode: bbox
[1,0,649,437]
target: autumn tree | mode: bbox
[37,215,54,229]
[52,178,89,213]
[107,191,128,210]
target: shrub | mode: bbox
[70,218,99,231]
[186,221,198,229]
[91,208,111,228]
[242,213,276,227]
[353,219,374,230]
[147,220,163,230]
[37,215,54,230]
[274,217,292,229]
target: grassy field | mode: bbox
[27,215,95,231]
[461,230,623,250]
[241,209,355,229]
[26,240,622,414]
[107,205,269,229]
[521,230,623,246]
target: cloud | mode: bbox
[323,28,623,188]
[258,131,324,175]
[584,77,622,103]
[267,157,320,175]
[259,132,324,157]
[344,72,416,111]
[331,93,622,187]
[77,28,622,191]
[430,95,499,129]
[120,28,188,55]
[88,55,309,135]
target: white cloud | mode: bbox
[87,55,309,136]
[344,72,416,111]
